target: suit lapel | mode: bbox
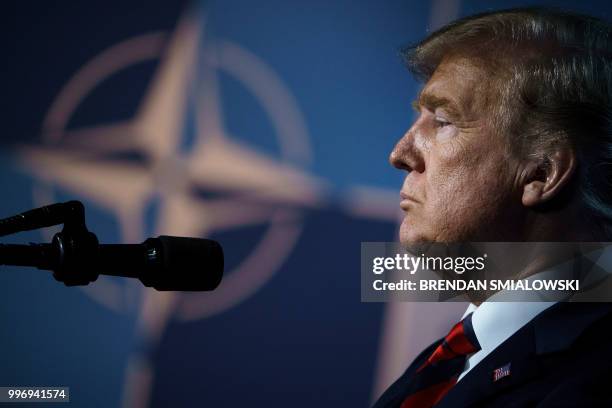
[435,302,612,408]
[435,319,541,408]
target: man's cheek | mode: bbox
[431,168,470,198]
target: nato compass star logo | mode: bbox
[19,13,326,318]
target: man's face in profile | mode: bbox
[391,57,523,244]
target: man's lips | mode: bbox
[400,191,421,209]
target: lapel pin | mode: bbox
[493,363,511,382]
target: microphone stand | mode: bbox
[0,201,101,286]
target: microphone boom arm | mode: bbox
[0,201,86,238]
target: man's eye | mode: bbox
[434,117,451,128]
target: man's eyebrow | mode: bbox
[415,92,462,118]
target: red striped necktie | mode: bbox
[400,313,481,408]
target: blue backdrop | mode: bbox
[3,1,612,407]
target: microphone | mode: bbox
[0,201,223,291]
[0,236,224,291]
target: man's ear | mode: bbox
[521,148,576,207]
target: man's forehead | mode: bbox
[418,56,490,116]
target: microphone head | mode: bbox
[140,236,224,291]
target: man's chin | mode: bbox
[399,219,430,245]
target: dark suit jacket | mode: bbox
[373,302,612,407]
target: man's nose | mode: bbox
[389,129,425,173]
